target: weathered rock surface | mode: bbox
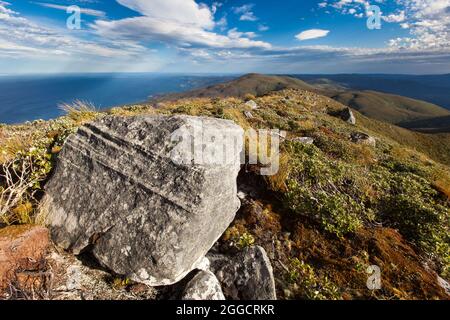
[182,270,225,300]
[46,249,157,300]
[244,111,254,119]
[45,115,244,286]
[351,132,376,147]
[341,107,356,125]
[291,137,314,145]
[437,275,450,296]
[0,225,49,290]
[208,246,277,300]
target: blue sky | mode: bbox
[0,0,449,74]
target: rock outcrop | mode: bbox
[182,270,225,300]
[208,246,277,300]
[291,137,314,145]
[351,132,376,147]
[0,225,49,290]
[45,115,244,286]
[341,107,356,125]
[244,111,254,119]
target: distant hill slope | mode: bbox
[331,90,450,124]
[294,73,450,110]
[399,115,450,133]
[153,73,320,101]
[155,74,450,133]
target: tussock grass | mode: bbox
[59,100,100,124]
[0,135,33,164]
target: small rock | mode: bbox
[351,132,376,147]
[244,111,254,119]
[237,191,247,200]
[245,100,259,110]
[291,137,314,145]
[208,246,277,300]
[46,249,157,300]
[182,270,225,300]
[341,107,356,125]
[0,225,49,290]
[65,265,82,291]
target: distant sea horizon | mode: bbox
[2,72,449,125]
[0,73,236,125]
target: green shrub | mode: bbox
[0,144,54,224]
[383,172,449,270]
[284,142,365,237]
[237,232,255,249]
[287,258,341,300]
[0,118,75,225]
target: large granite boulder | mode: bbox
[45,115,244,286]
[208,246,277,300]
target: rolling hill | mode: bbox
[399,115,450,133]
[294,73,450,110]
[331,90,450,124]
[153,73,320,101]
[153,73,450,134]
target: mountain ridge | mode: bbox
[154,73,450,132]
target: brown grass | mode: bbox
[430,167,450,200]
[266,152,291,192]
[0,134,35,164]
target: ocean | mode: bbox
[0,73,233,124]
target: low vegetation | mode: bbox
[1,89,449,299]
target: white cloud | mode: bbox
[0,1,145,59]
[232,4,258,21]
[35,2,106,17]
[116,0,215,29]
[2,0,449,74]
[92,0,271,49]
[228,28,257,39]
[383,10,406,23]
[323,0,450,50]
[384,0,450,50]
[296,29,330,41]
[258,24,269,32]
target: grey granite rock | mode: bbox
[45,115,243,286]
[244,111,254,119]
[437,275,450,296]
[208,246,277,300]
[341,107,356,125]
[291,137,314,145]
[182,270,225,300]
[351,132,376,147]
